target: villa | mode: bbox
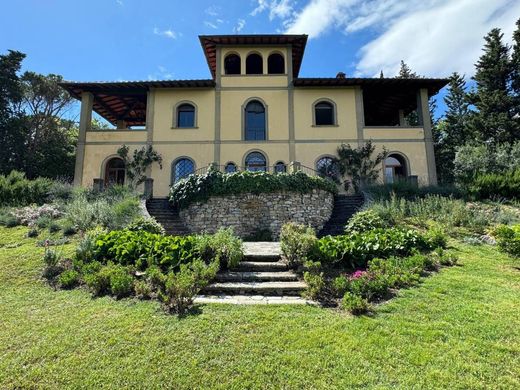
[60,34,448,197]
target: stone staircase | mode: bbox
[146,198,190,236]
[318,194,364,237]
[196,242,310,305]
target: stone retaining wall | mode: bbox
[179,190,334,239]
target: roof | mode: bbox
[294,77,449,96]
[199,34,308,79]
[59,80,215,126]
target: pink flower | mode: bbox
[350,270,366,280]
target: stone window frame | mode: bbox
[273,161,287,173]
[224,161,238,173]
[382,151,410,183]
[243,149,269,172]
[242,97,269,141]
[314,154,339,178]
[101,155,126,186]
[171,156,196,184]
[312,98,338,127]
[172,100,198,129]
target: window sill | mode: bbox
[312,124,339,128]
[171,126,199,130]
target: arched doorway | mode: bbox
[104,157,125,186]
[384,154,408,183]
[245,151,267,172]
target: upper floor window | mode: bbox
[172,158,195,183]
[268,53,285,74]
[176,103,195,128]
[245,100,266,140]
[246,53,263,74]
[224,54,241,75]
[245,151,267,172]
[314,101,335,126]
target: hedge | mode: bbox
[169,170,338,207]
[469,169,520,200]
[0,171,53,206]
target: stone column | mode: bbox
[417,88,438,185]
[354,87,365,146]
[74,92,93,187]
[116,119,127,129]
[93,178,104,192]
[145,89,155,177]
[144,178,154,199]
[289,161,301,173]
[398,109,406,126]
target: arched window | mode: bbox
[245,152,267,172]
[225,162,237,173]
[244,100,266,140]
[224,54,241,75]
[172,158,195,183]
[176,103,195,128]
[105,157,125,186]
[274,161,286,174]
[384,154,407,183]
[246,53,263,74]
[316,157,339,179]
[314,101,335,126]
[268,53,285,74]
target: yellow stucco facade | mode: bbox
[65,34,445,197]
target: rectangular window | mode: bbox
[178,111,195,128]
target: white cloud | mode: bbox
[205,5,220,16]
[284,0,520,77]
[233,19,246,33]
[204,21,218,29]
[148,65,174,80]
[153,27,178,40]
[251,0,295,20]
[115,0,123,6]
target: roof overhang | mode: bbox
[293,77,449,96]
[59,80,215,126]
[199,34,308,79]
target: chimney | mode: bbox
[336,72,346,79]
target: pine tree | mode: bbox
[469,28,519,143]
[511,18,520,119]
[434,73,471,183]
[396,60,418,79]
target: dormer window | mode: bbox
[246,53,263,74]
[224,54,241,75]
[268,53,285,74]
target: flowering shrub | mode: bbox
[13,204,61,227]
[280,222,318,267]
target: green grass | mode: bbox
[1,226,519,389]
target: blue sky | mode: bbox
[2,0,519,117]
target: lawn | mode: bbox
[1,225,519,389]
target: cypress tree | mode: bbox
[434,73,471,183]
[511,18,520,119]
[469,28,519,143]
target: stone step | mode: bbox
[215,271,298,282]
[244,253,281,262]
[235,261,288,271]
[194,294,313,305]
[203,281,306,296]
